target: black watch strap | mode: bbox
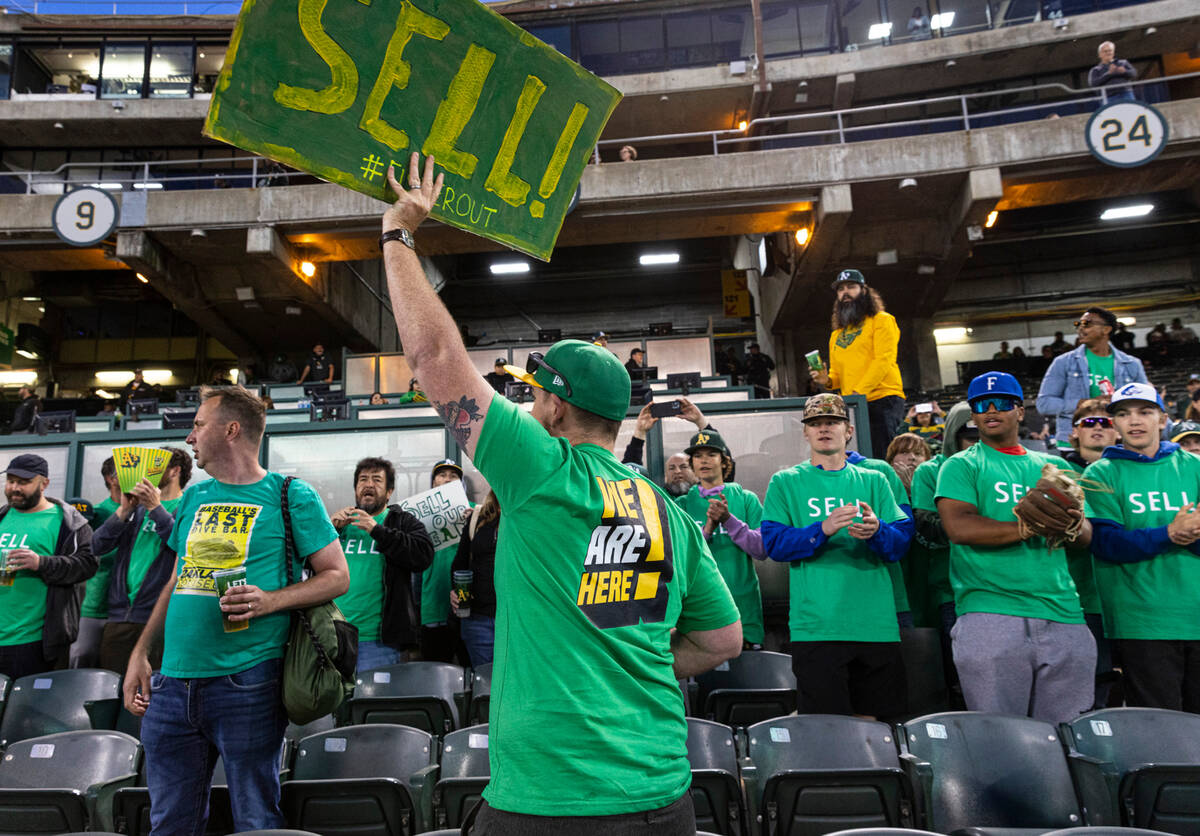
[380,228,415,250]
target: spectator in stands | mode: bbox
[484,358,515,394]
[1088,41,1138,102]
[382,155,740,831]
[398,377,428,404]
[1012,346,1027,359]
[993,341,1012,360]
[619,145,638,162]
[1111,321,1135,353]
[9,385,40,433]
[0,454,96,679]
[809,268,905,458]
[1041,345,1055,360]
[420,460,469,664]
[91,447,190,676]
[268,352,298,382]
[745,343,776,399]
[907,6,930,39]
[332,456,433,672]
[716,346,742,385]
[903,402,945,451]
[72,457,120,668]
[665,453,699,497]
[936,372,1096,723]
[369,391,388,405]
[763,393,910,716]
[1169,317,1198,345]
[121,369,156,408]
[1172,422,1200,455]
[886,433,932,493]
[1046,331,1072,355]
[450,490,499,667]
[297,343,335,384]
[591,330,609,348]
[677,429,766,649]
[1146,323,1169,351]
[625,347,647,377]
[1037,306,1148,447]
[122,385,348,834]
[1086,382,1200,712]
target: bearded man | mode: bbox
[810,268,906,458]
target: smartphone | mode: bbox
[915,402,933,414]
[805,350,823,371]
[649,400,683,419]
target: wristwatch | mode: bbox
[379,227,415,251]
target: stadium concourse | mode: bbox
[0,0,1200,829]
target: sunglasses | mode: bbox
[526,352,572,397]
[970,397,1019,414]
[1074,319,1105,329]
[1075,416,1114,428]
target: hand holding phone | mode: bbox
[649,400,683,419]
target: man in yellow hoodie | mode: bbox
[810,269,905,458]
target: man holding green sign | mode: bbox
[205,0,620,260]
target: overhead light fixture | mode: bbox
[286,306,302,316]
[985,210,998,228]
[794,228,810,246]
[199,51,206,58]
[15,349,39,360]
[95,389,115,399]
[22,297,40,302]
[1100,204,1154,221]
[930,11,955,28]
[639,253,680,266]
[876,249,899,266]
[490,261,530,275]
[1144,26,1156,35]
[88,182,123,190]
[299,261,316,278]
[235,286,255,301]
[933,327,969,343]
[191,228,207,238]
[0,371,37,386]
[1118,316,1137,326]
[37,306,44,313]
[867,22,892,39]
[96,370,135,385]
[142,369,173,385]
[136,272,149,284]
[899,178,918,189]
[967,224,984,241]
[133,182,164,190]
[53,122,64,130]
[737,119,748,131]
[917,264,936,275]
[945,59,957,67]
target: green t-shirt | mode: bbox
[676,482,765,643]
[81,496,120,620]
[1086,348,1115,398]
[163,473,338,678]
[935,443,1083,624]
[910,455,953,608]
[421,543,457,626]
[1058,457,1101,614]
[763,461,905,642]
[1083,449,1200,639]
[126,498,182,606]
[473,394,738,816]
[851,456,912,614]
[336,510,389,642]
[0,504,63,646]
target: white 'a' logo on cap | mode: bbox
[987,376,997,390]
[839,271,850,281]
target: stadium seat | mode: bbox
[686,718,746,835]
[744,714,913,836]
[1062,708,1200,832]
[895,628,949,720]
[0,730,139,834]
[467,664,491,726]
[824,830,944,836]
[0,669,122,748]
[694,651,797,726]
[0,673,10,727]
[282,723,437,836]
[345,662,465,735]
[900,712,1084,834]
[432,723,489,829]
[230,831,323,836]
[1040,829,1177,836]
[286,715,336,743]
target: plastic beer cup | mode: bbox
[212,566,249,632]
[0,550,14,587]
[452,569,474,618]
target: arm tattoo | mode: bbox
[433,396,484,448]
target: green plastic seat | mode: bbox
[900,712,1083,835]
[686,718,746,835]
[432,723,489,829]
[746,715,912,836]
[695,651,797,727]
[467,664,491,726]
[282,723,437,836]
[1063,708,1200,833]
[0,669,122,748]
[345,662,465,735]
[0,730,139,834]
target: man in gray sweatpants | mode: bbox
[934,371,1096,724]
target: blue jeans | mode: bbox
[460,616,495,668]
[141,657,288,836]
[355,639,406,673]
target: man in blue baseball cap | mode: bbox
[933,371,1097,723]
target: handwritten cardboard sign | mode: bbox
[400,479,470,550]
[203,0,621,261]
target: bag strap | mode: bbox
[281,476,334,671]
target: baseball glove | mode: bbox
[1012,462,1085,549]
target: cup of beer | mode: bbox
[212,566,249,632]
[0,550,14,587]
[452,569,474,618]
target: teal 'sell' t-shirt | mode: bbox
[472,394,739,817]
[763,461,905,643]
[850,456,912,613]
[935,443,1083,624]
[676,481,765,643]
[163,473,338,678]
[0,505,62,646]
[1084,449,1200,639]
[336,509,389,642]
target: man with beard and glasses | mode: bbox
[0,454,96,679]
[809,269,906,459]
[332,456,434,672]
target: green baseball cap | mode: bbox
[1171,421,1200,443]
[505,339,630,421]
[684,428,730,456]
[831,268,867,290]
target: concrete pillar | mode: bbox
[900,317,942,393]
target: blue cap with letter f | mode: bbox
[967,371,1023,403]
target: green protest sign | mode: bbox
[204,0,621,261]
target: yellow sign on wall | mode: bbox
[722,269,751,318]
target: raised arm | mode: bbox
[382,153,495,459]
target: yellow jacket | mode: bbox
[828,312,905,401]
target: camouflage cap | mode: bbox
[802,393,849,423]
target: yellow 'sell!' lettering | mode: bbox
[484,74,546,207]
[532,102,589,219]
[274,0,358,114]
[422,43,496,179]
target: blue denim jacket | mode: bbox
[1036,344,1147,442]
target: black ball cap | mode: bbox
[5,453,48,479]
